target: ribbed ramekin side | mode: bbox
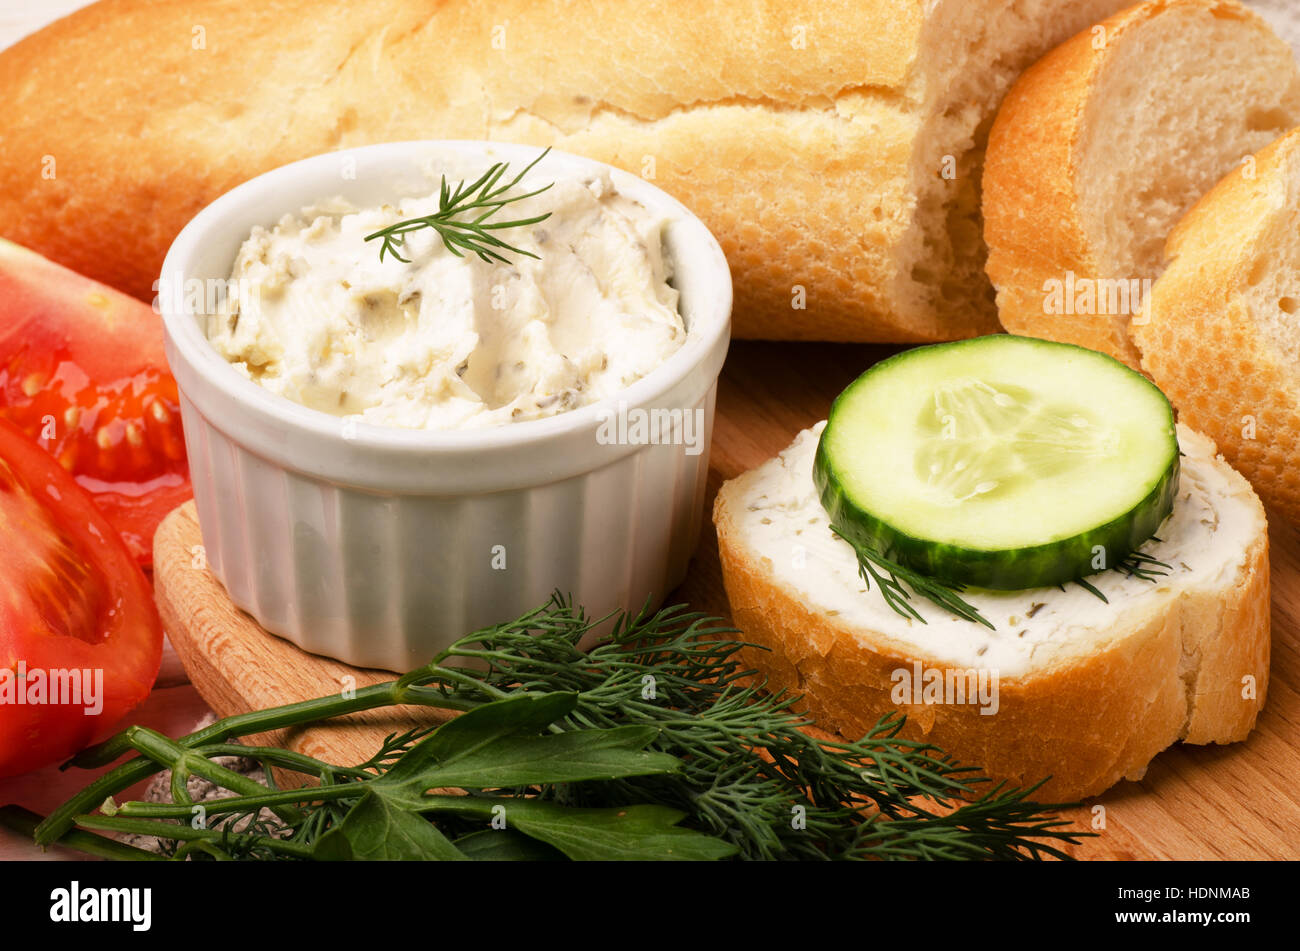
[183,401,258,620]
[180,384,718,673]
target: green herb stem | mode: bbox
[76,815,315,860]
[126,727,303,825]
[0,805,163,862]
[113,783,361,821]
[39,681,479,846]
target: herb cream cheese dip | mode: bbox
[207,163,685,430]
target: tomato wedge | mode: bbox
[0,417,163,777]
[0,239,191,565]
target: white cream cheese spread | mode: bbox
[207,164,684,430]
[735,422,1260,678]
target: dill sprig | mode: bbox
[831,524,995,630]
[833,519,1174,626]
[1114,545,1172,583]
[365,148,554,265]
[1073,541,1171,604]
[9,596,1090,862]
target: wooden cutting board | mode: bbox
[156,340,1300,860]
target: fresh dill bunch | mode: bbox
[417,596,1087,861]
[15,596,1091,862]
[364,148,554,265]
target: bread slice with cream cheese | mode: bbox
[713,423,1269,801]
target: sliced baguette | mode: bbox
[714,422,1269,801]
[983,0,1300,367]
[0,0,1136,343]
[1134,127,1300,523]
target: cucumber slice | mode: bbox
[814,335,1179,591]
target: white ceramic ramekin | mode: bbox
[159,141,731,671]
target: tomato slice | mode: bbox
[0,417,163,777]
[0,239,191,565]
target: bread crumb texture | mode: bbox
[984,0,1300,367]
[1135,127,1300,523]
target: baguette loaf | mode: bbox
[714,423,1269,801]
[1134,127,1300,524]
[0,0,1135,343]
[983,0,1300,367]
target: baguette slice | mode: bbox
[714,422,1269,801]
[1135,127,1300,523]
[0,0,1136,344]
[984,0,1300,367]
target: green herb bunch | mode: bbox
[2,596,1090,861]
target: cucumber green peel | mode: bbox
[815,336,1180,594]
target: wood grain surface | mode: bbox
[157,340,1300,859]
[154,504,455,780]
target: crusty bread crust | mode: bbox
[0,0,1130,344]
[713,432,1270,801]
[1134,128,1300,525]
[983,0,1292,368]
[0,0,924,343]
[984,1,1147,366]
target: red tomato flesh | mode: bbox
[0,239,191,565]
[0,417,163,777]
